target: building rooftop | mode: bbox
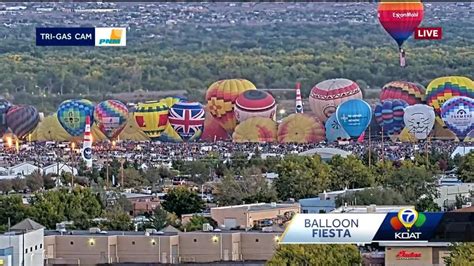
[11,218,44,232]
[45,229,281,237]
[212,202,299,212]
[331,205,415,213]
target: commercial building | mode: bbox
[44,230,281,265]
[0,219,45,266]
[210,202,300,229]
[382,243,450,266]
[299,197,336,213]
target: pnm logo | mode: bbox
[99,29,122,45]
[390,208,426,240]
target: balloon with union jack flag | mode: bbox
[169,102,205,142]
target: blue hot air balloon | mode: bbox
[336,99,372,138]
[374,99,408,137]
[57,99,95,137]
[325,113,350,143]
[441,96,474,141]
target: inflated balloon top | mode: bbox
[168,102,205,142]
[403,104,435,140]
[336,99,372,138]
[277,113,325,144]
[378,0,423,67]
[6,105,40,139]
[205,79,256,134]
[309,78,362,123]
[374,99,408,136]
[426,76,474,115]
[133,101,169,141]
[325,113,350,143]
[233,117,278,143]
[0,99,12,136]
[235,90,277,123]
[57,99,94,137]
[440,96,474,141]
[94,100,129,140]
[380,81,425,105]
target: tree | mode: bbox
[336,188,406,207]
[268,244,361,265]
[457,151,474,182]
[11,177,27,192]
[147,208,171,230]
[184,215,217,232]
[0,180,12,194]
[329,155,375,190]
[123,167,148,188]
[214,167,277,205]
[0,195,31,227]
[275,155,331,200]
[444,243,474,265]
[25,170,44,192]
[161,187,204,217]
[103,209,133,231]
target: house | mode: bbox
[42,163,78,176]
[7,162,40,177]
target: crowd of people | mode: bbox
[0,139,466,169]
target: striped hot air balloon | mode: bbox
[234,90,277,123]
[374,99,409,137]
[206,79,256,134]
[309,78,363,123]
[0,99,12,136]
[426,76,474,115]
[277,113,325,144]
[232,117,278,143]
[6,105,40,139]
[133,101,169,141]
[380,81,425,105]
[94,100,129,140]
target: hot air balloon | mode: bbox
[57,99,94,137]
[426,76,474,115]
[336,99,372,138]
[374,99,408,137]
[201,108,229,142]
[234,90,277,123]
[205,79,256,134]
[441,97,474,141]
[94,100,129,140]
[133,101,169,141]
[233,117,277,143]
[155,97,187,142]
[0,99,11,136]
[6,105,40,139]
[168,102,205,142]
[309,78,363,123]
[378,0,424,67]
[325,113,350,143]
[380,81,425,105]
[403,104,435,140]
[277,113,325,143]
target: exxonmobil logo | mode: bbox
[396,250,422,260]
[392,12,420,19]
[415,27,443,40]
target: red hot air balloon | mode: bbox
[378,1,424,67]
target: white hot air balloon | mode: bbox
[403,104,435,140]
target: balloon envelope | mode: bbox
[94,100,128,140]
[0,99,12,136]
[325,113,350,143]
[309,78,363,123]
[57,99,95,137]
[441,96,474,141]
[201,107,229,142]
[378,1,424,47]
[6,105,40,139]
[403,104,435,140]
[374,99,408,136]
[278,113,325,143]
[380,81,425,105]
[234,90,277,123]
[426,76,474,115]
[336,99,372,138]
[169,102,205,142]
[134,101,169,141]
[206,79,257,134]
[233,117,277,143]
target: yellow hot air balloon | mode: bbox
[118,114,150,141]
[133,101,169,140]
[206,79,256,134]
[278,113,325,143]
[425,76,474,115]
[232,117,278,143]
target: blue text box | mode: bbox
[36,27,95,46]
